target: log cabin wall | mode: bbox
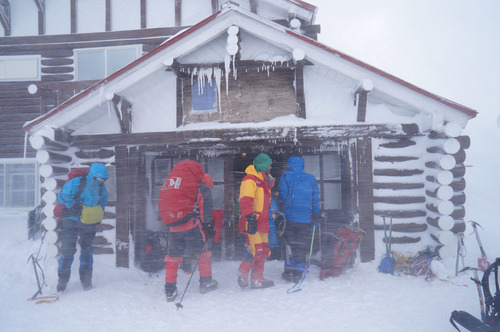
[0,27,184,160]
[371,122,470,258]
[372,135,428,253]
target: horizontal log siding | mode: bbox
[372,136,428,252]
[0,28,183,159]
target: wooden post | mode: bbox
[357,137,375,262]
[140,0,146,29]
[295,60,306,119]
[223,157,235,260]
[128,147,146,264]
[115,145,130,268]
[175,0,181,27]
[176,77,183,127]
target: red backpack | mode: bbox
[53,168,89,219]
[158,160,204,226]
[320,227,362,279]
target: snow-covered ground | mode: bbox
[0,210,486,332]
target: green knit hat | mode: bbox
[254,153,272,172]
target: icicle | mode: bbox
[214,67,222,113]
[23,131,28,159]
[232,55,237,79]
[107,102,112,119]
[198,68,204,95]
[224,53,231,95]
[293,127,298,145]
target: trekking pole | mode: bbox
[175,246,205,310]
[287,222,318,294]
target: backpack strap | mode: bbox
[75,175,87,202]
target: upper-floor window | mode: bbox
[192,79,217,112]
[75,45,141,81]
[0,55,40,82]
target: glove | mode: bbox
[202,222,216,238]
[246,213,257,235]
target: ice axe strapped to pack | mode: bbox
[450,257,500,331]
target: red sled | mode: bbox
[320,227,362,279]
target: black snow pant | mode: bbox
[284,221,312,274]
[58,219,97,285]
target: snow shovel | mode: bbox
[378,215,395,275]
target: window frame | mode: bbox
[0,55,41,82]
[74,45,142,81]
[0,159,39,210]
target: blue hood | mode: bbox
[286,156,304,173]
[89,163,109,179]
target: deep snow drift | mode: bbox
[0,210,488,332]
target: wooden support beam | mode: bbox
[105,0,111,32]
[176,77,183,127]
[115,145,130,268]
[295,60,306,119]
[34,0,45,35]
[211,0,218,13]
[140,0,146,29]
[70,0,76,33]
[249,0,257,13]
[357,137,375,262]
[175,0,181,26]
[0,0,11,36]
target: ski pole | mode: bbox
[175,246,205,310]
[287,222,317,294]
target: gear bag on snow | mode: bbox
[53,168,89,220]
[450,257,500,331]
[138,231,168,273]
[158,160,205,227]
[320,227,362,279]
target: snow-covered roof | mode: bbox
[24,3,477,133]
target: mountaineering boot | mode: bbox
[57,280,68,293]
[200,279,218,294]
[251,279,275,289]
[282,271,295,282]
[237,274,249,289]
[79,267,93,291]
[165,283,178,302]
[180,259,192,274]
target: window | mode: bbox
[192,79,217,112]
[0,56,40,81]
[75,46,140,81]
[0,161,38,209]
[304,152,344,210]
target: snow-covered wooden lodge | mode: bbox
[19,0,477,268]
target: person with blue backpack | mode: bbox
[56,163,109,292]
[277,155,321,283]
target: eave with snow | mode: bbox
[24,4,477,268]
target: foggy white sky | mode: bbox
[311,0,500,256]
[312,0,499,115]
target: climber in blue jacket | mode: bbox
[277,155,320,282]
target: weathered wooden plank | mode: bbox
[451,164,466,178]
[374,156,419,162]
[41,74,74,82]
[373,169,424,176]
[374,210,426,218]
[41,66,74,74]
[96,222,115,232]
[93,246,114,255]
[456,135,471,149]
[94,235,112,245]
[115,146,130,268]
[374,222,427,233]
[450,192,466,205]
[0,97,41,107]
[373,196,426,204]
[74,148,115,159]
[295,60,306,119]
[453,149,466,164]
[384,236,421,244]
[41,58,74,66]
[450,178,466,191]
[379,138,416,148]
[72,124,422,148]
[373,182,424,190]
